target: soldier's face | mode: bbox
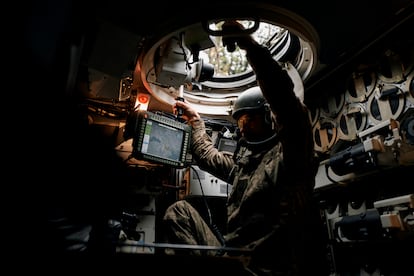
[237,113,268,141]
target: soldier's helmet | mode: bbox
[232,86,267,120]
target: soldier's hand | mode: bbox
[221,21,258,52]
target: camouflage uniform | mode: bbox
[163,45,327,275]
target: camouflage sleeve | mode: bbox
[246,45,317,186]
[190,118,236,182]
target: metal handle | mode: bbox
[202,18,260,37]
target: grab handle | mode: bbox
[202,18,260,37]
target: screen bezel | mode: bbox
[132,111,191,167]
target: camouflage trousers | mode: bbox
[162,200,223,256]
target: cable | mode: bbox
[189,165,226,246]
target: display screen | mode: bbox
[217,137,237,154]
[141,121,184,162]
[132,111,191,167]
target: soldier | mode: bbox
[162,21,328,275]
